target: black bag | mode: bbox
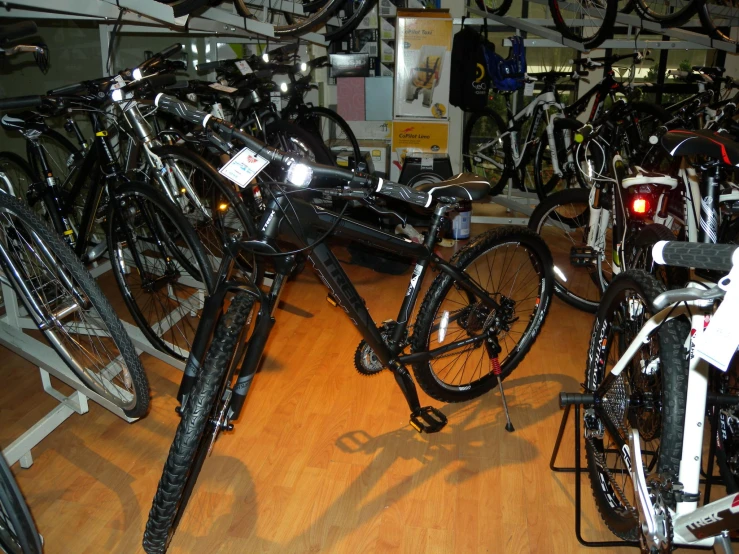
[449,18,492,112]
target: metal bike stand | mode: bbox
[471,181,537,227]
[549,403,641,549]
[0,280,137,469]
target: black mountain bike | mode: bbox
[142,93,555,553]
[0,78,215,361]
[0,452,41,554]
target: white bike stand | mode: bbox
[0,280,137,469]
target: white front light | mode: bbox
[111,89,124,102]
[280,82,288,93]
[132,67,143,81]
[286,163,312,188]
[300,62,307,72]
[262,53,269,63]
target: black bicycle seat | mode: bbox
[413,173,491,202]
[661,129,739,166]
[0,112,46,132]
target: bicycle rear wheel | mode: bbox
[549,0,617,49]
[0,453,41,554]
[699,0,739,44]
[411,227,553,403]
[0,192,149,417]
[295,106,362,170]
[463,109,511,197]
[633,0,699,24]
[143,293,255,554]
[474,0,513,15]
[107,183,214,362]
[528,187,610,313]
[585,270,688,540]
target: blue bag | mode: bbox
[485,36,526,92]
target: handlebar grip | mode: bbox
[652,241,739,272]
[559,392,595,407]
[0,21,37,44]
[47,82,86,96]
[0,95,43,110]
[157,43,183,61]
[376,181,432,209]
[155,93,210,126]
[196,60,223,72]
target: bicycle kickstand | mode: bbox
[487,338,514,432]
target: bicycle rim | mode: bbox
[463,111,509,194]
[699,0,739,44]
[273,0,346,37]
[550,0,616,47]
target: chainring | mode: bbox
[354,321,406,376]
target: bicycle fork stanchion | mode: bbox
[550,392,641,549]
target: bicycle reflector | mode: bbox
[286,162,312,188]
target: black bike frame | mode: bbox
[178,192,503,420]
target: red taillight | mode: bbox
[632,197,649,215]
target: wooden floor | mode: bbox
[0,232,703,554]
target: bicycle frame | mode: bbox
[178,193,506,421]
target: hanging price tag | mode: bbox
[218,147,269,188]
[523,81,535,97]
[209,83,238,94]
[111,75,126,90]
[695,263,739,371]
[235,60,252,75]
[211,102,225,120]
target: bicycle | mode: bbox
[141,92,555,552]
[0,75,216,362]
[0,452,42,554]
[561,239,739,552]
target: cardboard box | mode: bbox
[365,77,393,120]
[329,53,370,77]
[356,5,379,29]
[379,63,394,77]
[380,40,394,64]
[379,17,395,40]
[393,10,452,120]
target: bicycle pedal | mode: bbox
[326,293,338,307]
[570,246,598,267]
[409,406,447,434]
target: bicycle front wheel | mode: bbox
[411,227,553,403]
[585,270,688,540]
[0,192,149,417]
[107,183,215,362]
[295,107,362,170]
[0,453,42,554]
[633,0,699,24]
[143,293,255,554]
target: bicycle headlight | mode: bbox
[111,88,124,102]
[132,67,143,81]
[300,62,307,72]
[280,82,288,93]
[286,162,313,188]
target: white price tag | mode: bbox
[523,81,535,97]
[111,75,126,90]
[211,102,225,119]
[218,147,269,189]
[235,60,252,75]
[420,155,434,169]
[695,265,739,371]
[209,83,238,94]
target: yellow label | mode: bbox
[397,15,452,49]
[64,229,74,235]
[95,130,108,137]
[392,121,448,154]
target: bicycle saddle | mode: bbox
[413,173,491,202]
[661,129,739,166]
[0,112,46,132]
[622,166,678,189]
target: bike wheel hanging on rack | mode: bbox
[633,0,700,25]
[474,0,513,15]
[585,270,688,540]
[462,109,511,197]
[143,292,256,554]
[549,0,618,49]
[236,0,347,38]
[0,453,42,554]
[324,0,380,42]
[0,192,149,417]
[410,227,554,403]
[698,0,739,45]
[106,183,215,362]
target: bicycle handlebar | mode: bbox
[569,52,644,67]
[0,21,37,44]
[652,241,739,272]
[139,43,183,72]
[0,95,43,110]
[152,93,434,208]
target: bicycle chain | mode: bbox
[586,435,637,516]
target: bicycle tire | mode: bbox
[0,454,42,554]
[0,152,35,203]
[627,223,688,289]
[698,0,739,44]
[107,183,215,362]
[266,119,334,166]
[463,109,511,197]
[474,0,513,16]
[549,0,618,49]
[271,0,347,37]
[411,226,553,403]
[585,270,688,540]
[294,106,362,170]
[533,116,585,201]
[528,187,609,313]
[148,145,262,283]
[0,192,149,417]
[143,293,255,554]
[633,0,700,25]
[325,0,377,42]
